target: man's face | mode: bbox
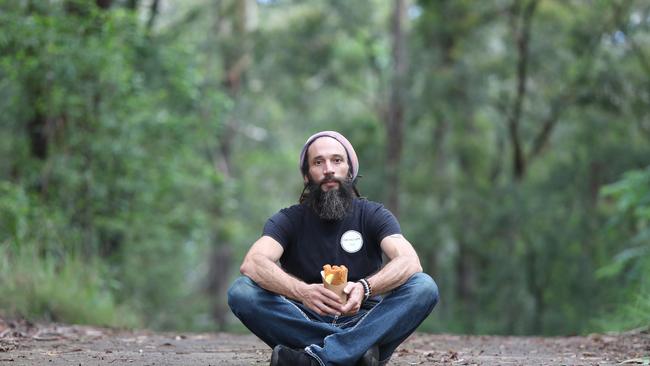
[305,137,350,191]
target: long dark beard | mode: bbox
[304,177,355,221]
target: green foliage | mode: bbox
[597,167,650,330]
[1,0,650,336]
[0,1,225,330]
[0,246,138,327]
[0,181,134,326]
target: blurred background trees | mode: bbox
[1,0,649,335]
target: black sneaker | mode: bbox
[356,344,379,366]
[270,345,319,366]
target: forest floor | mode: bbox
[0,318,649,365]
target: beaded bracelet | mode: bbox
[358,278,372,302]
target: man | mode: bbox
[228,131,438,366]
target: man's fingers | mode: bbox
[308,297,337,316]
[341,305,360,316]
[340,303,353,313]
[314,291,342,314]
[304,285,350,315]
[321,287,344,303]
[320,304,340,316]
[340,283,364,314]
[341,298,360,313]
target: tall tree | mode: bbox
[385,0,408,217]
[507,0,538,181]
[204,0,256,330]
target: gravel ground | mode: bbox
[1,318,649,365]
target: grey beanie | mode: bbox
[299,131,359,181]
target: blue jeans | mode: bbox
[228,273,438,366]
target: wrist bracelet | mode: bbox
[364,278,372,298]
[358,278,372,302]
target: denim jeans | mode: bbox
[228,272,438,366]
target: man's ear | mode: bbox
[303,175,309,184]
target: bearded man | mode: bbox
[228,131,439,366]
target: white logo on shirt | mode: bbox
[340,230,363,253]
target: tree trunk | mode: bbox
[507,0,538,181]
[455,240,476,332]
[95,0,112,10]
[206,245,233,330]
[205,0,256,331]
[126,0,138,10]
[27,113,48,160]
[385,0,408,217]
[146,0,160,32]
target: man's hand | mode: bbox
[298,284,345,316]
[341,282,365,315]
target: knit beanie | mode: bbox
[299,131,359,181]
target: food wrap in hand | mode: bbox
[321,264,348,303]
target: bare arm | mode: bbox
[366,234,422,295]
[239,236,300,298]
[240,235,345,316]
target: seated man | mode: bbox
[228,131,439,366]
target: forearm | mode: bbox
[240,254,306,300]
[366,255,422,295]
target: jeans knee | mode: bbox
[227,276,258,315]
[407,273,439,309]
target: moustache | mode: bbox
[319,177,345,186]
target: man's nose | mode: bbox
[324,161,335,175]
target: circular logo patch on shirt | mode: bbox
[340,230,363,253]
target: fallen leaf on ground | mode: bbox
[620,358,650,365]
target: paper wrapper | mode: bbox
[321,271,348,303]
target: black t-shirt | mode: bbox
[262,198,401,284]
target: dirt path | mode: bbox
[1,319,648,365]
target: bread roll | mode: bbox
[321,264,348,303]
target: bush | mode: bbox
[598,166,650,330]
[0,182,138,327]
